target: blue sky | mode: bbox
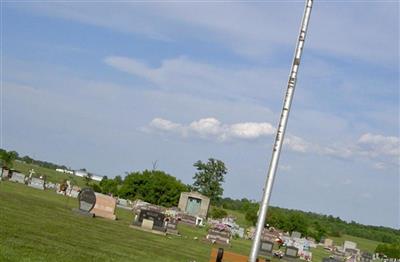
[2,1,399,228]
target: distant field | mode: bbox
[12,161,91,187]
[0,181,382,261]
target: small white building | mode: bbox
[73,170,102,182]
[55,168,74,175]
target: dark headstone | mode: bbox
[361,252,373,262]
[73,188,96,217]
[259,240,274,255]
[285,246,299,258]
[178,213,197,226]
[78,188,96,212]
[165,217,179,235]
[133,209,166,232]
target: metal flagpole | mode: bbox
[248,0,313,261]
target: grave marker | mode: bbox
[206,227,231,245]
[9,172,25,184]
[28,177,45,190]
[130,209,167,235]
[90,193,117,220]
[284,246,299,261]
[166,218,179,235]
[72,188,96,217]
[259,240,274,256]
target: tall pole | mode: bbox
[248,1,313,261]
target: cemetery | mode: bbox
[1,175,392,262]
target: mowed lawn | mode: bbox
[0,181,216,262]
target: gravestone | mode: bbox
[344,241,357,250]
[361,252,373,262]
[72,188,96,217]
[9,172,26,184]
[28,177,45,190]
[324,238,333,247]
[1,168,10,180]
[117,198,132,210]
[69,186,80,198]
[45,182,56,190]
[206,227,231,245]
[166,218,179,235]
[284,246,299,261]
[291,231,301,239]
[259,240,274,256]
[179,213,197,226]
[90,193,117,220]
[133,209,166,232]
[142,219,154,230]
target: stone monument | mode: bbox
[9,172,26,184]
[73,187,96,217]
[28,177,45,190]
[90,192,117,220]
[132,209,166,231]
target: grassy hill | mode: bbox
[0,181,384,261]
[12,161,90,187]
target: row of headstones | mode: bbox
[7,172,57,190]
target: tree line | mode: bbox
[0,149,68,171]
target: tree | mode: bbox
[376,243,400,258]
[118,170,188,207]
[192,158,227,204]
[209,207,228,219]
[245,206,259,226]
[0,150,18,169]
[100,178,119,196]
[83,173,93,186]
[114,175,123,185]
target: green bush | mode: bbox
[209,207,228,219]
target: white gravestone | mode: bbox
[28,177,45,190]
[10,173,26,184]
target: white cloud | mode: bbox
[357,133,400,158]
[147,117,275,142]
[150,118,182,132]
[147,118,399,167]
[229,122,275,139]
[284,135,311,153]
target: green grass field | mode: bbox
[0,180,383,261]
